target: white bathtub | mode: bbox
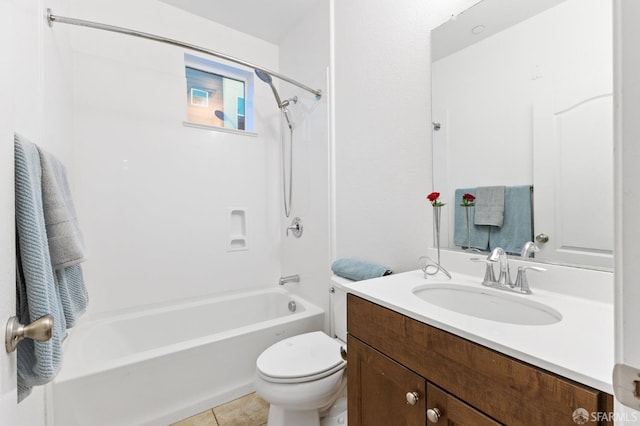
[52,287,324,426]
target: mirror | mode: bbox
[431,0,613,270]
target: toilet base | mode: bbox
[267,405,321,426]
[320,394,347,426]
[320,409,347,426]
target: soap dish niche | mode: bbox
[228,208,248,252]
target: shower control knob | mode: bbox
[535,233,550,243]
[427,407,442,423]
[286,217,303,238]
[405,391,420,405]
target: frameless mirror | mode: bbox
[431,0,613,270]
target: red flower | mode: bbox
[461,193,475,207]
[426,192,445,207]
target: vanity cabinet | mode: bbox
[348,336,500,426]
[346,294,613,426]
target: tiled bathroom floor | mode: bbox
[170,393,269,426]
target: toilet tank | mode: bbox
[330,279,349,343]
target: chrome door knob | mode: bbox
[427,407,442,423]
[5,314,54,353]
[405,391,420,405]
[535,233,550,243]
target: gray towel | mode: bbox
[331,258,392,281]
[38,149,87,269]
[474,186,505,227]
[38,147,89,328]
[14,134,67,401]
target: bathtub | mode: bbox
[51,287,324,426]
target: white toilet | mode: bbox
[254,284,348,426]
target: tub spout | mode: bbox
[279,274,300,285]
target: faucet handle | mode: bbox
[286,217,303,238]
[513,266,546,294]
[520,241,539,258]
[470,257,496,284]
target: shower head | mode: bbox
[255,69,285,109]
[255,69,295,129]
[255,69,272,84]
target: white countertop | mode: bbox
[334,268,614,394]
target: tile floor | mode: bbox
[170,393,269,426]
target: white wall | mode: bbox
[279,1,332,329]
[65,0,487,318]
[66,0,485,318]
[331,0,480,273]
[69,0,284,316]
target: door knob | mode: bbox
[5,314,54,353]
[535,233,549,243]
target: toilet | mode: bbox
[254,283,348,426]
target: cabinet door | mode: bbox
[348,335,426,426]
[426,383,502,426]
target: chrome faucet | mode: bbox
[471,246,546,294]
[487,247,512,286]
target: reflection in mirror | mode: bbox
[431,0,613,270]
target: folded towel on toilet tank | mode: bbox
[331,258,392,281]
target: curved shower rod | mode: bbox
[46,9,322,100]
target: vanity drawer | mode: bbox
[426,382,503,426]
[347,294,613,426]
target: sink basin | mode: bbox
[413,284,562,325]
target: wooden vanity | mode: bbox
[347,294,614,426]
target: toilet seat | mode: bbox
[256,331,346,384]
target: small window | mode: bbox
[184,54,254,133]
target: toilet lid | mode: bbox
[256,331,346,382]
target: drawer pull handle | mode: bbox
[405,391,420,405]
[427,407,441,423]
